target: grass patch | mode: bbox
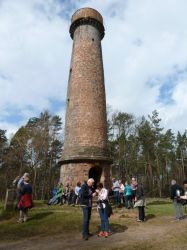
[146,200,173,216]
[0,198,185,243]
[0,205,84,241]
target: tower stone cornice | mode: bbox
[70,17,105,40]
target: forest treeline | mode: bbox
[0,109,186,200]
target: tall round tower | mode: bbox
[60,7,112,188]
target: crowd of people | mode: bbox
[111,177,145,222]
[12,173,187,241]
[48,177,142,210]
[48,181,81,206]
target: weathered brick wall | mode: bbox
[61,162,111,189]
[60,8,111,188]
[62,24,108,161]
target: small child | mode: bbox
[17,173,33,223]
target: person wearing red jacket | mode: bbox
[17,174,33,223]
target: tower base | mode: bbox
[60,162,111,189]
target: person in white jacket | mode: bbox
[95,183,110,238]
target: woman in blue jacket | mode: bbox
[124,181,133,209]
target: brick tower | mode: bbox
[60,7,112,188]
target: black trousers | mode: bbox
[138,206,145,221]
[82,207,92,237]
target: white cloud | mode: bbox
[90,0,187,131]
[1,0,187,136]
[0,0,71,122]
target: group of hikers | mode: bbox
[12,173,187,240]
[48,181,81,206]
[48,177,145,222]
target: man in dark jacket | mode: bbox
[80,178,96,240]
[170,179,184,220]
[135,183,145,222]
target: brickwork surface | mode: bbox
[61,162,111,189]
[60,8,111,188]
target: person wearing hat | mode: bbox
[17,173,33,223]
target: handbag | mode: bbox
[105,201,113,217]
[134,199,144,207]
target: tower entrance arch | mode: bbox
[89,165,102,187]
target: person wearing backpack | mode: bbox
[170,179,184,220]
[96,182,111,238]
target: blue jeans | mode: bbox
[113,191,120,205]
[82,207,92,237]
[125,195,132,208]
[173,200,184,219]
[99,208,109,232]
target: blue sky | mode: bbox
[1,0,187,136]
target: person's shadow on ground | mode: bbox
[145,214,156,221]
[29,212,53,221]
[96,223,128,235]
[110,223,128,234]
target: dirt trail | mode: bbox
[0,216,187,250]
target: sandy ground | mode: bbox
[0,215,187,250]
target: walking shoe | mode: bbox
[82,236,89,240]
[97,231,104,237]
[179,217,185,220]
[104,232,109,238]
[171,218,182,222]
[17,219,23,223]
[136,219,143,222]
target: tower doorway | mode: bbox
[89,166,102,188]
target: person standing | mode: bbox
[124,181,133,209]
[80,178,96,240]
[17,174,33,222]
[72,181,81,205]
[170,179,184,220]
[119,180,125,205]
[180,180,187,207]
[131,177,138,204]
[13,173,29,210]
[112,178,120,207]
[96,183,110,238]
[134,183,145,222]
